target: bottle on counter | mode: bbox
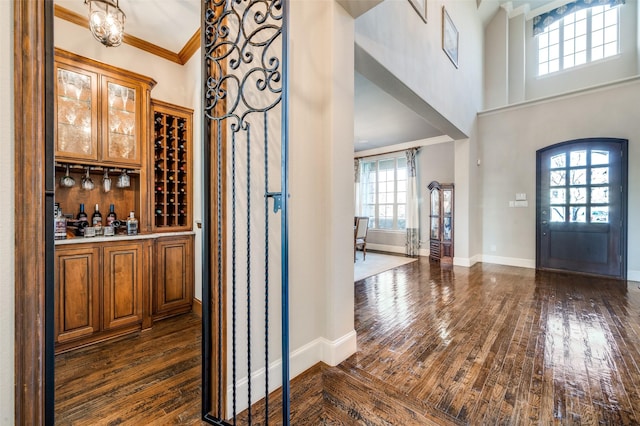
[106,204,117,226]
[92,203,103,236]
[127,211,138,236]
[77,203,88,236]
[54,203,67,240]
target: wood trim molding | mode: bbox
[54,5,200,66]
[178,29,201,65]
[14,0,49,423]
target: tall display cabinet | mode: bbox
[428,181,454,264]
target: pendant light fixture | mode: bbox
[86,0,126,47]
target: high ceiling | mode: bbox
[55,0,557,153]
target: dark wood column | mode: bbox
[14,0,53,424]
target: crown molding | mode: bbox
[178,29,201,65]
[54,5,200,65]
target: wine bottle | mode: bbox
[127,211,138,236]
[106,204,117,226]
[92,203,103,236]
[77,203,88,223]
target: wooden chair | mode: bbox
[354,216,369,262]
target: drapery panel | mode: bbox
[405,148,419,257]
[533,0,625,35]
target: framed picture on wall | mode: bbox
[408,0,427,23]
[442,6,459,68]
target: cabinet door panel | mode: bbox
[103,243,143,330]
[101,76,141,167]
[55,247,100,343]
[154,236,193,316]
[54,63,99,162]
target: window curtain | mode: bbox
[533,0,625,35]
[405,148,419,257]
[354,158,361,217]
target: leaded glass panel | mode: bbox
[550,170,566,186]
[591,206,609,223]
[591,167,609,184]
[550,189,566,204]
[550,153,566,168]
[591,187,609,204]
[570,150,587,166]
[570,187,586,204]
[570,206,586,222]
[570,168,586,185]
[591,150,609,165]
[551,207,565,222]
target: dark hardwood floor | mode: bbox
[56,258,640,424]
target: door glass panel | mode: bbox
[443,190,452,214]
[570,168,586,185]
[107,82,137,160]
[550,188,566,204]
[443,217,452,241]
[550,153,566,168]
[570,150,587,166]
[591,167,609,184]
[431,190,439,215]
[570,187,586,204]
[591,150,609,165]
[591,187,609,204]
[551,206,565,222]
[57,68,93,155]
[591,206,609,223]
[550,170,566,186]
[570,206,586,222]
[430,217,439,239]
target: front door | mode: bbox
[536,138,627,278]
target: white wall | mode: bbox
[484,7,509,110]
[0,0,15,422]
[182,50,203,301]
[355,0,484,138]
[478,78,640,278]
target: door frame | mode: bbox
[535,137,628,279]
[14,0,55,424]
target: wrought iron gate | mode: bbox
[201,0,290,424]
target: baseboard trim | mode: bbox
[226,329,357,415]
[628,270,640,282]
[192,298,202,318]
[480,255,536,269]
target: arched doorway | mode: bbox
[536,138,628,278]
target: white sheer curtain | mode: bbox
[354,159,361,216]
[405,148,419,257]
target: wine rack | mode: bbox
[151,100,193,232]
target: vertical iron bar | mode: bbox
[263,111,270,423]
[200,5,212,414]
[216,118,224,419]
[281,0,291,424]
[231,130,237,424]
[246,125,252,425]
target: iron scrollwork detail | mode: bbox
[204,0,283,132]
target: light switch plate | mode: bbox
[515,193,527,201]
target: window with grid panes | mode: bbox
[538,5,619,76]
[361,156,407,231]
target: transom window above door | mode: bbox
[548,148,610,223]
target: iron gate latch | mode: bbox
[266,192,283,213]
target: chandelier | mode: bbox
[86,0,126,47]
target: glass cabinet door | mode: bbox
[101,77,140,166]
[55,64,99,161]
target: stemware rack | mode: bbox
[151,100,193,231]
